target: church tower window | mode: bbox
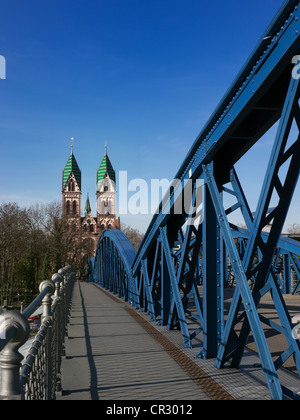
[73,201,77,215]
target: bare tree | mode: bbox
[287,224,300,234]
[121,223,144,251]
[0,201,66,308]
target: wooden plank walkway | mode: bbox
[58,282,217,400]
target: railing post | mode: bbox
[39,280,55,400]
[40,280,55,324]
[52,272,63,396]
[66,267,75,324]
[58,267,68,354]
[0,312,30,400]
[53,273,63,300]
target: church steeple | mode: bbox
[62,144,82,220]
[61,141,119,237]
[96,144,119,230]
[63,149,81,191]
[97,145,116,189]
[84,193,92,216]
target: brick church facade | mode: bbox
[61,145,120,268]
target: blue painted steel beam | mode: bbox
[202,163,283,400]
[218,73,300,372]
[92,0,300,400]
[160,239,171,326]
[160,226,192,348]
[232,227,300,296]
[132,0,300,276]
[200,181,224,359]
[93,230,137,300]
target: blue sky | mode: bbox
[0,0,298,233]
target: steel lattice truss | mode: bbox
[93,0,300,400]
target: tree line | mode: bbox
[0,202,65,309]
[0,201,145,310]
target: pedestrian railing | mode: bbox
[0,266,76,400]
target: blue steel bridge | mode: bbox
[1,0,300,401]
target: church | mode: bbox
[61,144,120,261]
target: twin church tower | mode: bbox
[61,143,120,252]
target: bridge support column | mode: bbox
[282,253,292,295]
[200,180,224,359]
[161,244,171,326]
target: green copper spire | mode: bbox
[97,145,116,186]
[84,193,92,216]
[63,150,81,190]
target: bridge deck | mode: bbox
[58,282,300,401]
[58,282,211,400]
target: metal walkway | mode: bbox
[58,282,211,400]
[58,282,300,400]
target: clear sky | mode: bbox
[0,0,298,233]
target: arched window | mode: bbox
[68,181,74,192]
[66,201,70,215]
[73,201,77,215]
[87,220,94,233]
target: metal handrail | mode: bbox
[0,265,76,400]
[22,284,53,320]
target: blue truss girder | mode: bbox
[132,0,300,276]
[91,0,300,400]
[160,225,192,348]
[141,258,156,320]
[202,163,284,400]
[232,228,300,295]
[216,72,300,372]
[165,186,203,335]
[94,230,137,302]
[200,182,224,360]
